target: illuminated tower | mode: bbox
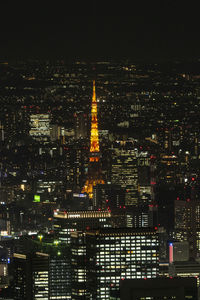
[90,80,100,157]
[82,81,104,199]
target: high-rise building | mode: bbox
[53,209,123,244]
[111,141,138,206]
[168,241,189,263]
[29,114,50,142]
[93,183,125,210]
[71,228,159,299]
[50,124,62,142]
[65,144,88,192]
[138,152,152,206]
[0,204,10,237]
[158,186,200,260]
[168,261,200,286]
[125,206,152,228]
[14,235,72,300]
[82,81,104,199]
[0,107,30,143]
[71,231,88,299]
[49,249,71,300]
[74,111,88,139]
[0,120,4,141]
[0,246,9,290]
[13,252,49,300]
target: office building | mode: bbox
[138,152,152,205]
[0,246,9,290]
[65,144,88,191]
[0,204,10,237]
[93,183,125,210]
[169,261,200,285]
[1,107,30,143]
[111,141,138,206]
[50,124,63,142]
[74,111,88,139]
[53,209,123,244]
[13,252,49,300]
[49,252,71,300]
[125,206,152,228]
[169,241,189,262]
[29,114,50,142]
[71,228,159,299]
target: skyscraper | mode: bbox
[93,183,125,210]
[53,209,123,243]
[71,228,159,299]
[29,114,51,142]
[111,141,138,206]
[13,252,49,300]
[74,111,88,139]
[82,81,104,199]
[49,249,71,300]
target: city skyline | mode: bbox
[1,4,200,296]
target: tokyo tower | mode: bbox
[82,80,104,198]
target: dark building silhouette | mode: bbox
[74,111,88,139]
[13,252,49,300]
[93,183,125,210]
[120,277,198,300]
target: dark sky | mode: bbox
[0,1,199,61]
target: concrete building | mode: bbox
[71,228,159,299]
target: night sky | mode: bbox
[0,1,200,61]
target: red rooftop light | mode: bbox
[150,155,156,159]
[151,181,156,185]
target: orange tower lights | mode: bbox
[82,80,104,198]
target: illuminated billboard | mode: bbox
[33,195,41,202]
[73,193,87,198]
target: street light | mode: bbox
[38,234,43,242]
[53,240,60,246]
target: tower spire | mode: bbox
[92,80,96,102]
[90,80,100,158]
[82,80,104,199]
